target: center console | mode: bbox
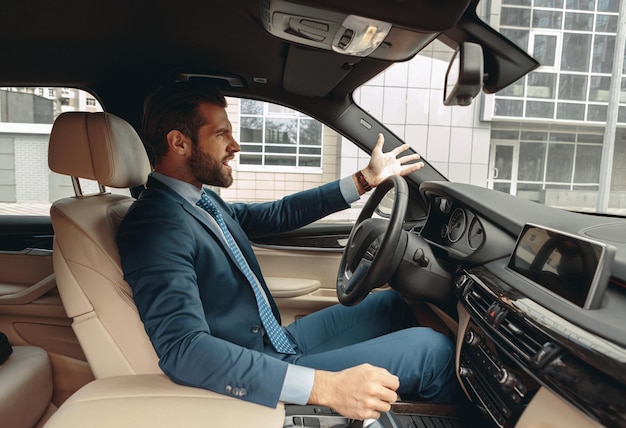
[284,405,465,427]
[458,317,540,426]
[455,266,626,428]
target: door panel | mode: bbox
[252,223,351,324]
[255,247,343,324]
[0,215,94,406]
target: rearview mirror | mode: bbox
[443,42,484,107]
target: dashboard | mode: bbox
[414,181,626,428]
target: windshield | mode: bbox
[354,0,625,217]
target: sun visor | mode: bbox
[282,45,357,97]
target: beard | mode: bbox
[187,144,234,188]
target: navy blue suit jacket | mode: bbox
[117,176,350,407]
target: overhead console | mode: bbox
[260,0,539,97]
[260,0,471,61]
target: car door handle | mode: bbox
[0,273,56,305]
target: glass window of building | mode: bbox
[527,72,557,98]
[239,99,323,170]
[557,102,586,120]
[493,0,625,126]
[532,34,559,68]
[564,12,594,31]
[597,0,619,13]
[491,127,606,199]
[503,0,531,5]
[518,142,546,181]
[558,74,588,100]
[501,7,531,27]
[595,14,618,32]
[561,33,592,72]
[533,10,562,29]
[565,0,595,11]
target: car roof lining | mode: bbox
[0,0,537,130]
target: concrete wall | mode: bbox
[0,91,53,124]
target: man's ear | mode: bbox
[166,130,191,156]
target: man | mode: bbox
[117,81,455,421]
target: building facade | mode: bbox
[487,0,626,209]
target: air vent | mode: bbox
[463,281,497,318]
[463,278,561,368]
[498,314,557,365]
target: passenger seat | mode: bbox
[0,345,55,428]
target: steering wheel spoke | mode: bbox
[336,176,409,306]
[343,259,372,294]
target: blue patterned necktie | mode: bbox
[197,191,296,354]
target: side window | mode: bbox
[220,97,366,224]
[0,87,127,216]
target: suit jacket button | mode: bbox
[251,326,260,334]
[224,385,233,394]
[238,388,247,397]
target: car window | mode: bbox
[220,96,369,224]
[0,88,367,222]
[0,87,128,216]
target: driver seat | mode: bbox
[48,111,160,378]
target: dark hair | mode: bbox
[141,80,227,165]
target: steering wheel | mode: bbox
[337,175,409,306]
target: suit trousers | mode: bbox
[279,290,457,403]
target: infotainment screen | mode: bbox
[508,224,613,309]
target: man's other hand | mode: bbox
[308,363,400,420]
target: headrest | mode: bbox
[48,112,151,189]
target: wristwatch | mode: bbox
[355,170,373,192]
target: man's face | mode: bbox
[188,103,240,188]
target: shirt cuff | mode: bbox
[339,175,360,204]
[279,364,315,405]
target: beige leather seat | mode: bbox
[48,111,160,378]
[45,112,287,428]
[0,346,54,428]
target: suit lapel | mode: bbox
[146,177,239,267]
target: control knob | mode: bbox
[496,368,518,389]
[459,367,474,378]
[455,274,469,289]
[465,330,482,347]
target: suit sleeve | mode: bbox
[231,180,350,238]
[117,198,288,408]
